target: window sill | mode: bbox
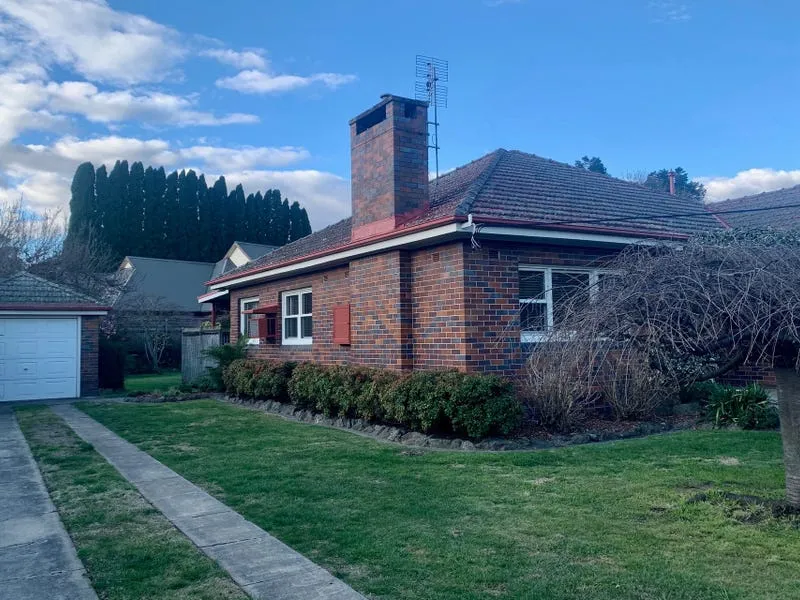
[282,338,313,347]
[246,338,260,346]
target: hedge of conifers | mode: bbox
[223,359,521,439]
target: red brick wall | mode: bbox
[80,316,100,397]
[411,242,468,370]
[462,241,620,377]
[230,266,353,364]
[350,97,429,239]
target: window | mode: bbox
[282,288,312,345]
[519,267,607,342]
[239,297,260,345]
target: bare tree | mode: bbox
[0,200,63,277]
[523,229,800,507]
[114,293,178,372]
[621,170,649,185]
[0,199,118,299]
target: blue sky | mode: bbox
[2,0,799,230]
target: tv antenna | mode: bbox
[415,55,448,184]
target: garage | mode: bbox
[0,272,109,402]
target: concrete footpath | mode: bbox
[51,404,365,600]
[0,407,97,600]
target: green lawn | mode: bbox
[124,370,181,393]
[15,406,246,600]
[79,400,800,600]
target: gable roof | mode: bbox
[120,256,215,312]
[709,184,800,230]
[210,149,721,287]
[234,241,278,261]
[0,271,107,310]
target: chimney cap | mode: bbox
[349,94,429,125]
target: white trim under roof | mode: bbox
[197,289,229,303]
[209,222,654,291]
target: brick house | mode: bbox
[204,94,720,378]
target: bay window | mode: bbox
[282,288,312,345]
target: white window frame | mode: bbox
[239,296,260,345]
[519,266,610,343]
[281,288,312,346]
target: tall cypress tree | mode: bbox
[251,191,267,244]
[178,169,200,260]
[127,161,146,256]
[209,176,228,259]
[227,184,247,247]
[142,166,167,258]
[196,174,211,261]
[67,162,95,241]
[162,170,180,259]
[243,193,257,242]
[288,200,312,242]
[94,164,110,246]
[265,190,283,245]
[106,160,130,257]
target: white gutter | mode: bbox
[209,222,657,291]
[0,310,109,316]
[197,289,229,303]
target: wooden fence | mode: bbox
[181,327,223,384]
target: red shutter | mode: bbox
[333,303,351,345]
[257,316,268,341]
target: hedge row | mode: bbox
[223,359,521,439]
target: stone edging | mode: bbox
[223,397,692,452]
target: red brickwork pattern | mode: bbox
[80,316,100,397]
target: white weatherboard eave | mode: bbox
[205,222,656,297]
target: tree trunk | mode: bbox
[774,368,800,508]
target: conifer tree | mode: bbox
[67,162,95,240]
[94,164,110,245]
[106,160,130,256]
[162,170,179,259]
[127,161,146,256]
[197,174,211,261]
[178,169,200,259]
[227,184,247,247]
[142,166,167,257]
[209,176,228,259]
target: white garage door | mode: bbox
[0,317,80,402]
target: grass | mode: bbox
[15,405,247,600]
[79,399,800,600]
[124,370,181,393]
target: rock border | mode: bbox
[224,397,694,452]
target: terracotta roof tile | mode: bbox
[709,184,800,230]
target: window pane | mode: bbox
[247,316,259,338]
[285,294,299,316]
[284,317,298,338]
[520,271,545,299]
[520,303,546,331]
[552,271,590,324]
[243,300,258,311]
[301,315,313,338]
[302,292,312,315]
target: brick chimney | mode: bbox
[668,170,676,195]
[349,95,429,241]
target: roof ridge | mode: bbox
[454,149,507,216]
[125,256,216,266]
[1,271,100,304]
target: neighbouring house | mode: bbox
[0,271,109,401]
[116,241,277,332]
[711,184,800,230]
[203,94,721,377]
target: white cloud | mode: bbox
[0,135,330,218]
[0,0,185,85]
[201,48,267,70]
[216,69,357,94]
[648,1,691,23]
[701,168,800,202]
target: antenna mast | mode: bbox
[415,55,448,184]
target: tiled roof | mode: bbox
[120,256,216,312]
[0,271,105,307]
[211,149,722,285]
[709,184,800,230]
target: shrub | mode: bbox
[520,344,597,432]
[705,383,779,430]
[446,373,521,438]
[679,380,720,405]
[223,359,294,402]
[99,336,125,390]
[204,338,247,391]
[599,350,677,420]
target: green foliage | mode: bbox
[282,363,520,438]
[679,380,720,404]
[223,358,296,402]
[98,336,125,390]
[203,338,248,391]
[704,384,779,430]
[64,160,313,262]
[644,167,706,201]
[574,155,608,175]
